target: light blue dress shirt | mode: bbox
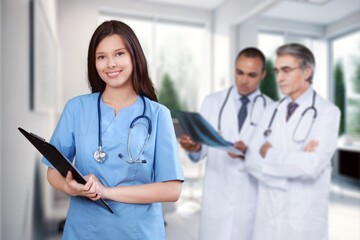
[42,92,184,240]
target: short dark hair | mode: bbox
[87,20,157,101]
[235,47,266,72]
[276,43,315,84]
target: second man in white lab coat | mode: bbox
[246,43,340,240]
[180,47,274,240]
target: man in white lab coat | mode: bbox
[246,43,340,240]
[180,47,274,240]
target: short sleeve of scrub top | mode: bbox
[41,99,76,168]
[153,106,184,182]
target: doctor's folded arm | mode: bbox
[180,47,274,240]
[245,43,340,240]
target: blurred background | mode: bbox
[1,0,360,239]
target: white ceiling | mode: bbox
[139,0,360,25]
[263,0,360,25]
[138,0,226,10]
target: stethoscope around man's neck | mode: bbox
[263,90,317,143]
[93,92,152,163]
[217,86,267,135]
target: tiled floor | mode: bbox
[328,177,360,240]
[43,172,360,240]
[164,183,202,240]
[164,174,360,240]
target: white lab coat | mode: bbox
[245,89,340,240]
[189,86,273,240]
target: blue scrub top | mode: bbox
[42,93,184,240]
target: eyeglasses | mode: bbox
[273,66,302,75]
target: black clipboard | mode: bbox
[18,127,114,214]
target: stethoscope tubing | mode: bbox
[217,86,233,132]
[264,91,317,143]
[249,94,267,126]
[97,92,103,150]
[217,86,267,133]
[95,93,151,163]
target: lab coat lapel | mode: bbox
[240,95,269,142]
[285,95,313,149]
[271,102,289,149]
[221,96,238,142]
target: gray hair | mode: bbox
[276,43,315,84]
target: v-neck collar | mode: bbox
[98,94,142,136]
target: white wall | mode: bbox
[258,17,326,38]
[0,0,3,237]
[1,0,57,239]
[212,0,281,90]
[58,0,98,109]
[326,9,360,38]
[58,0,212,110]
[236,17,259,57]
[60,0,293,108]
[60,0,288,109]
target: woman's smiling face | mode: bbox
[95,34,134,91]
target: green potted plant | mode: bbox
[158,73,184,118]
[260,59,280,101]
[334,60,346,136]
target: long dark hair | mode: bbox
[87,20,158,101]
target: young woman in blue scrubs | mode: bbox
[42,20,184,240]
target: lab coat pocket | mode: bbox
[290,179,328,220]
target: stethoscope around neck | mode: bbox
[93,93,152,164]
[263,91,317,143]
[217,86,267,135]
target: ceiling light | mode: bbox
[288,0,331,5]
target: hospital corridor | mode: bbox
[2,0,360,239]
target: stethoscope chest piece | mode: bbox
[93,93,151,164]
[264,129,272,138]
[94,147,107,163]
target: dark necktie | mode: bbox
[238,96,249,132]
[286,102,299,121]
